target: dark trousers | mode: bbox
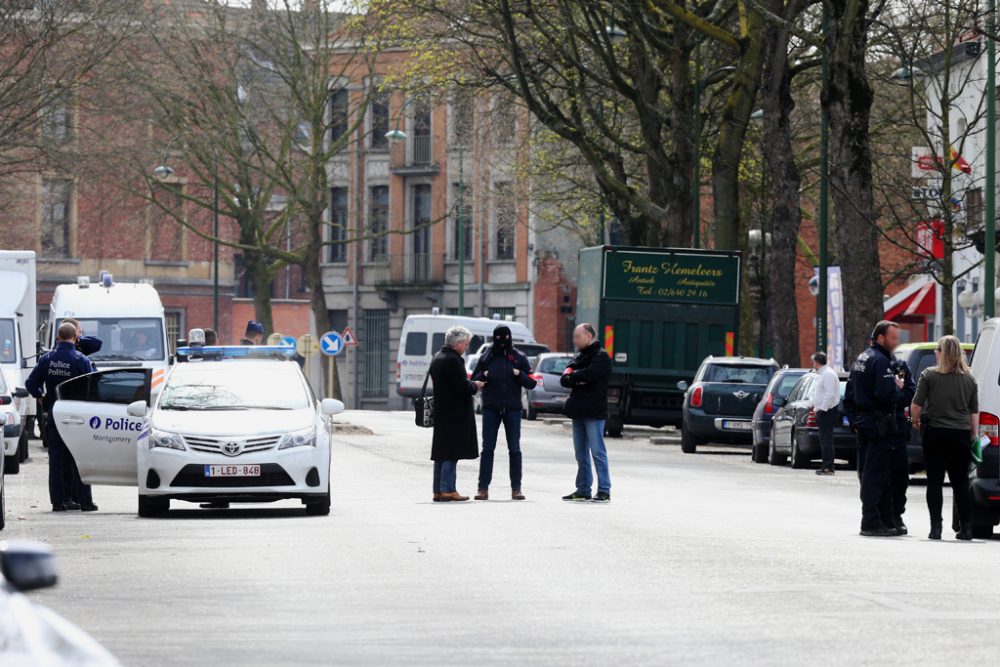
[923,426,972,526]
[889,434,909,518]
[46,418,92,507]
[858,429,893,529]
[478,408,522,490]
[816,408,838,468]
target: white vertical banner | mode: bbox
[827,266,845,370]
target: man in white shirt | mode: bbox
[812,352,841,475]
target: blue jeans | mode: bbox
[478,408,522,490]
[571,418,610,496]
[433,460,457,494]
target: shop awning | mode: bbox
[884,279,937,320]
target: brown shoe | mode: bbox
[438,492,470,502]
[474,489,489,501]
[512,489,525,501]
[433,493,443,502]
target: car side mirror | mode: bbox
[676,381,689,391]
[0,395,10,406]
[773,397,785,407]
[126,400,148,418]
[321,398,345,416]
[13,387,29,399]
[0,540,58,592]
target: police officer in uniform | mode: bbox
[844,320,904,537]
[240,320,264,345]
[25,322,99,512]
[887,356,915,534]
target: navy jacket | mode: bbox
[25,341,96,410]
[843,343,899,433]
[472,346,536,411]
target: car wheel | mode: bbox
[17,429,28,462]
[305,489,331,516]
[752,442,768,464]
[767,429,787,466]
[3,453,18,476]
[790,430,809,469]
[606,417,624,439]
[0,478,6,531]
[526,405,538,421]
[138,495,169,518]
[681,426,698,454]
[972,524,994,539]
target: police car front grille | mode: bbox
[183,435,282,455]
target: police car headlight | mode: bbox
[150,429,185,451]
[278,427,315,449]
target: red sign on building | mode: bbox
[916,219,945,260]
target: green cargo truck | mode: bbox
[575,246,742,437]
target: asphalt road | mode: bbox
[3,411,999,666]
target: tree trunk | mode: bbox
[247,252,275,336]
[711,12,765,250]
[760,0,802,365]
[825,0,883,358]
[304,221,343,400]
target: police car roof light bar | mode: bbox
[175,345,297,361]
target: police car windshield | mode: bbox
[0,319,15,364]
[72,318,165,361]
[160,363,311,411]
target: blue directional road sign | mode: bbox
[281,335,297,348]
[320,330,344,356]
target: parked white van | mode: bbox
[964,318,1000,535]
[48,276,171,395]
[396,313,536,398]
[0,250,37,468]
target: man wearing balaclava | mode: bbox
[470,324,536,500]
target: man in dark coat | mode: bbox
[471,324,537,500]
[560,323,613,503]
[430,325,484,502]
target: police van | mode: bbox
[0,250,37,468]
[47,275,171,396]
[396,312,536,398]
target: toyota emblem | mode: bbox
[222,441,243,456]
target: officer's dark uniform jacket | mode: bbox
[25,341,96,410]
[843,343,899,435]
[890,358,915,438]
[472,346,536,411]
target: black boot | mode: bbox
[893,515,908,536]
[956,524,974,541]
[929,520,942,540]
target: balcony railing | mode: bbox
[370,253,445,287]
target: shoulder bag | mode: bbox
[414,369,433,428]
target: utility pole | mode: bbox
[986,2,997,319]
[458,143,466,315]
[817,10,830,351]
[693,45,702,248]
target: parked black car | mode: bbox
[768,371,856,469]
[679,357,778,453]
[751,367,809,463]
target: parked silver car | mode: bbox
[522,353,574,420]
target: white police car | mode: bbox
[50,345,344,517]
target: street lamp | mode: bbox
[385,101,469,316]
[153,150,221,333]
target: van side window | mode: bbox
[404,332,427,356]
[469,335,484,353]
[431,333,445,351]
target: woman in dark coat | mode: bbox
[430,326,484,502]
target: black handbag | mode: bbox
[414,369,433,428]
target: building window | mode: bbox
[412,98,432,165]
[452,183,473,261]
[41,178,72,258]
[451,88,473,147]
[370,88,389,150]
[966,187,983,229]
[41,88,72,143]
[361,309,390,398]
[411,183,432,281]
[234,254,275,299]
[494,181,515,260]
[329,88,349,145]
[368,185,389,262]
[164,309,184,354]
[446,307,477,316]
[492,94,516,145]
[328,186,348,263]
[149,183,185,261]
